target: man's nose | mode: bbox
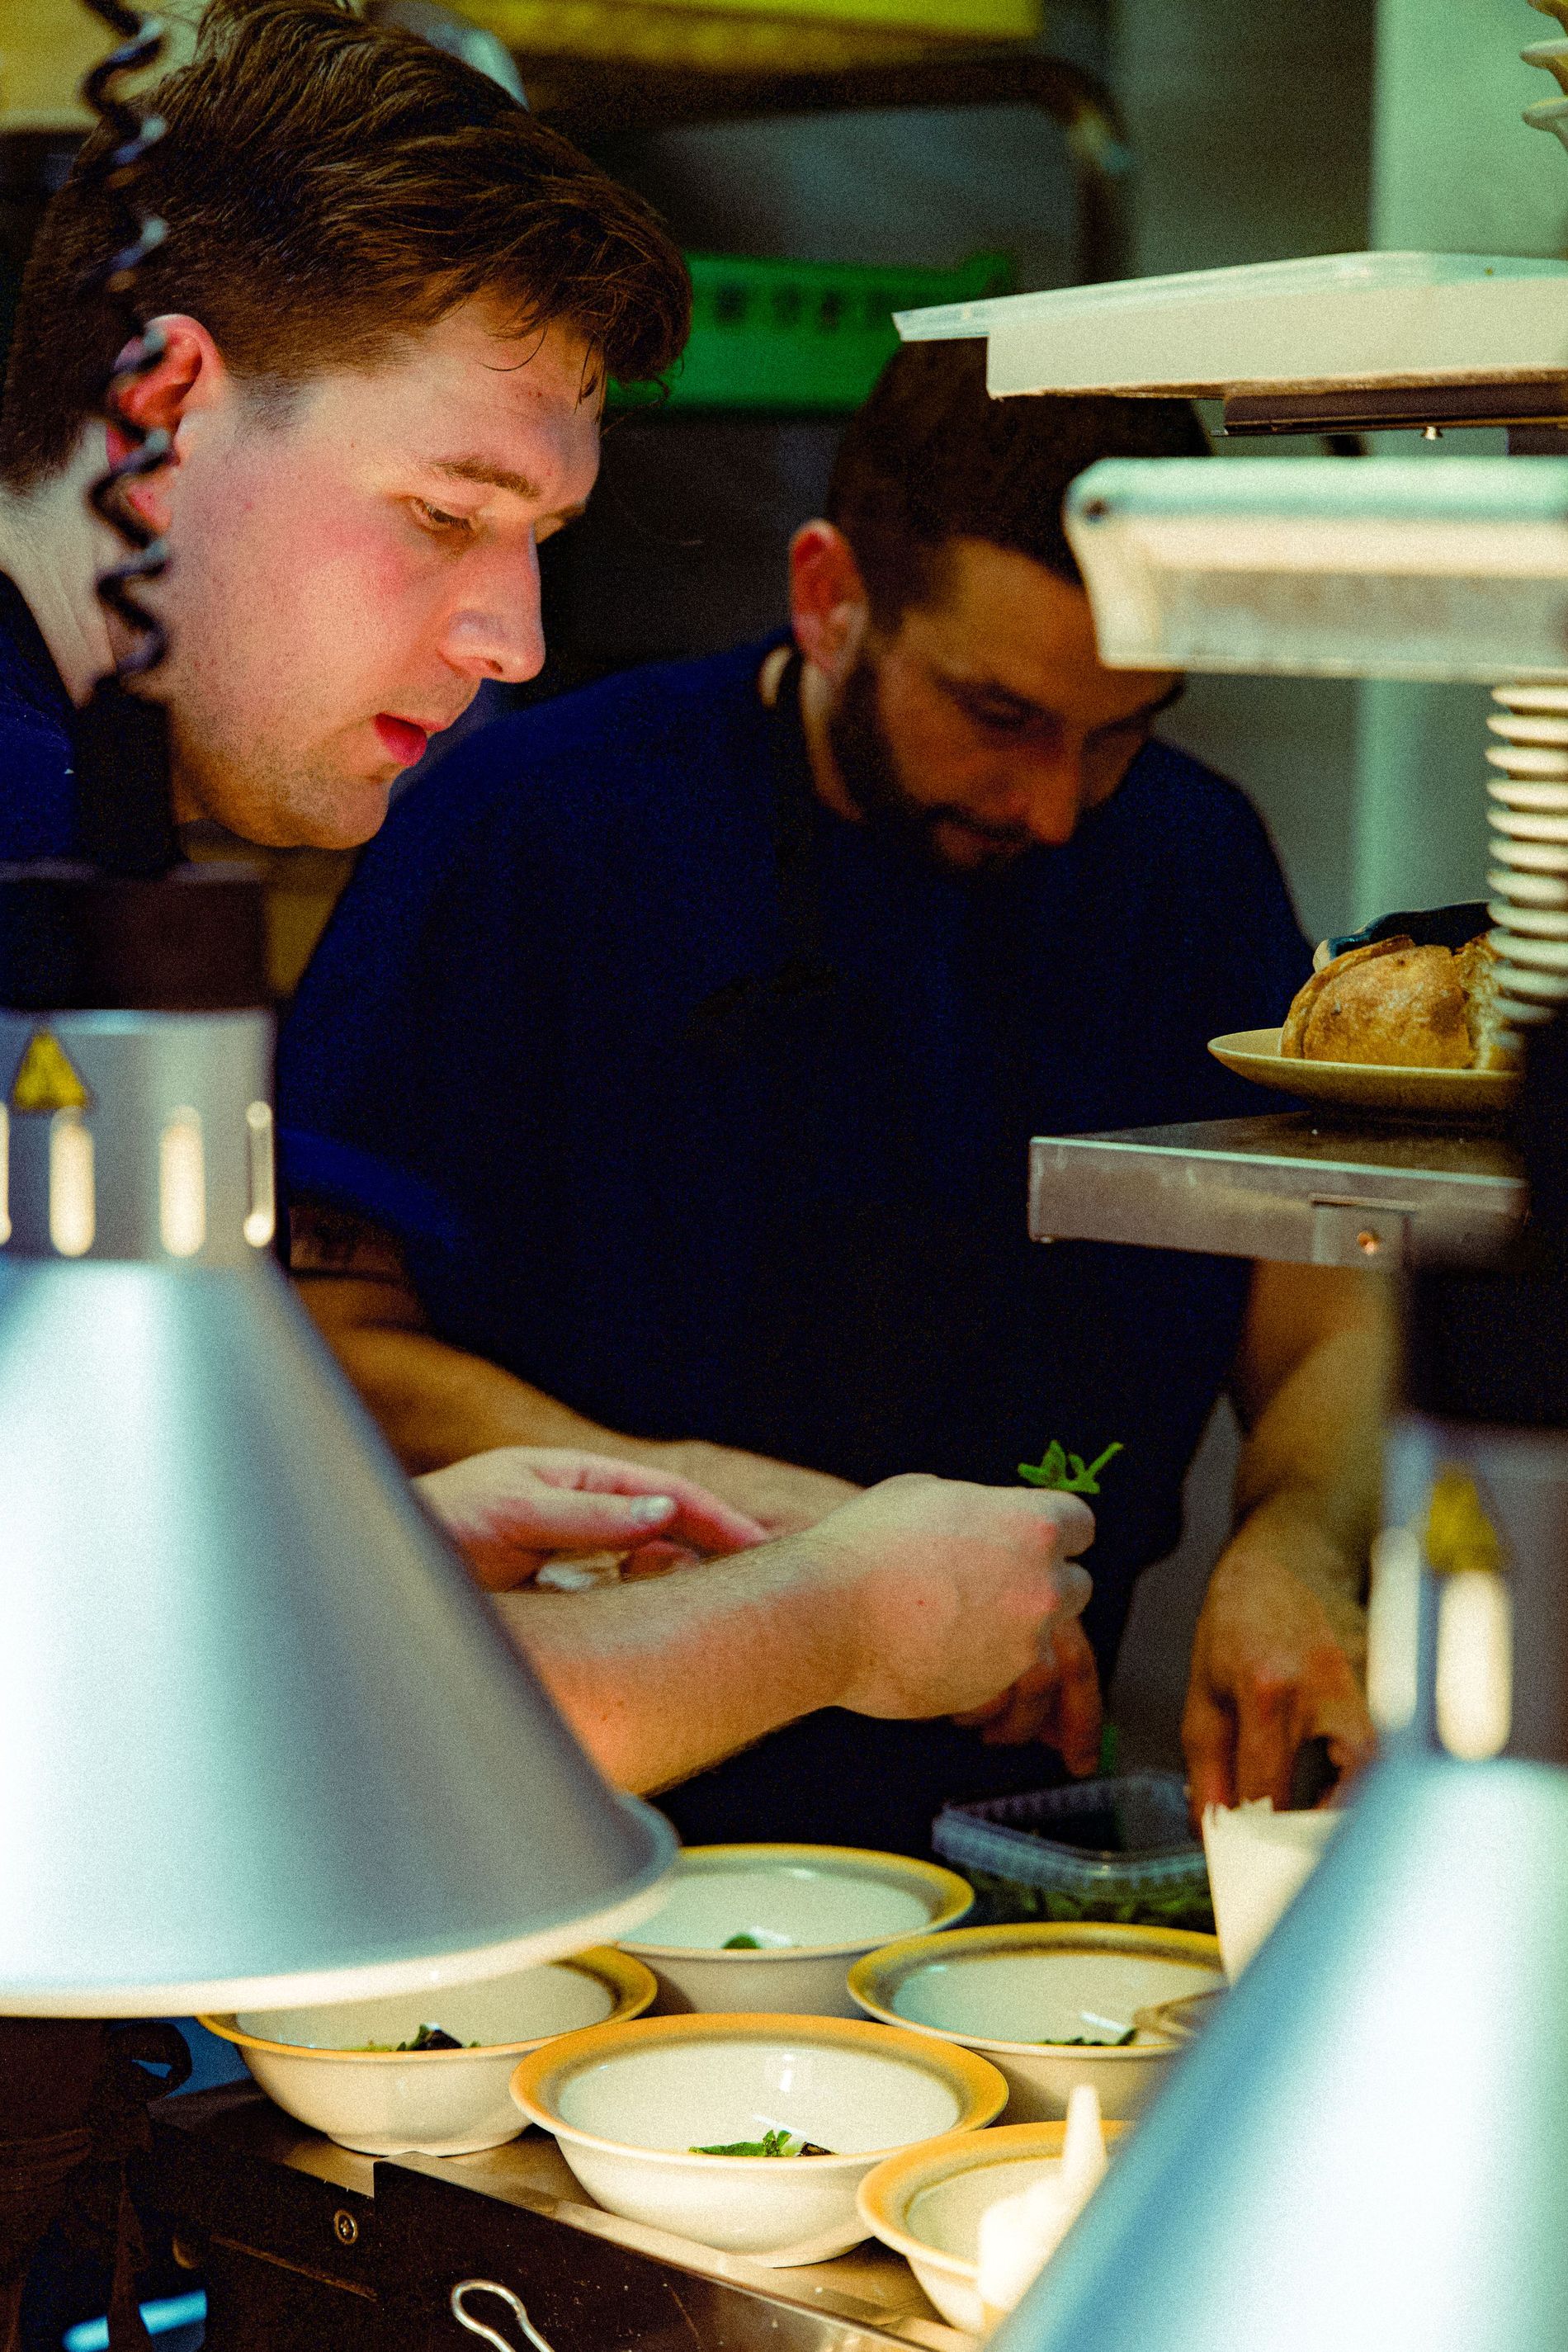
[1013,746,1088,848]
[440,541,546,684]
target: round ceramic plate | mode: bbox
[1208,1028,1519,1117]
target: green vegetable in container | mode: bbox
[1018,1441,1123,1495]
[692,2130,833,2157]
[722,1934,763,1949]
[356,2024,473,2052]
[1043,2027,1137,2048]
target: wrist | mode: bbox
[1208,1537,1367,1670]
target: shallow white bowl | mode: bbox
[620,1844,971,2019]
[200,1948,655,2156]
[849,1924,1224,2122]
[510,2010,1007,2266]
[857,2120,1126,2331]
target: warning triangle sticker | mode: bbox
[9,1030,93,1115]
[1424,1466,1506,1578]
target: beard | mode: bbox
[825,650,1035,871]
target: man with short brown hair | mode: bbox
[0,0,1098,1798]
[281,342,1387,1850]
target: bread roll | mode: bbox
[1281,933,1510,1070]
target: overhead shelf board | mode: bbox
[452,0,1040,72]
[895,251,1568,399]
[1060,455,1568,680]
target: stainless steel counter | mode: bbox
[149,2088,968,2352]
[1028,1112,1523,1268]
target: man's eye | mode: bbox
[411,498,475,537]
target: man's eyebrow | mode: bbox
[430,456,545,502]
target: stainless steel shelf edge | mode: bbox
[1027,1113,1524,1268]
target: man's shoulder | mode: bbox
[399,637,777,847]
[0,598,75,860]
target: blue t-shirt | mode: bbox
[279,637,1310,1852]
[0,575,77,857]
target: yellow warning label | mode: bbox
[1424,1468,1506,1578]
[9,1031,92,1115]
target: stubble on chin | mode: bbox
[171,725,392,852]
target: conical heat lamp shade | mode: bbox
[0,873,675,2014]
[992,1747,1568,2352]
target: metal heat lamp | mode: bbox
[0,7,673,2339]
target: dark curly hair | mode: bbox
[828,339,1209,622]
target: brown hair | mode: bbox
[0,0,690,488]
[827,339,1209,624]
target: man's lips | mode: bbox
[374,715,432,767]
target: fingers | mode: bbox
[620,1539,705,1580]
[1048,1622,1104,1777]
[1307,1686,1378,1801]
[524,1452,769,1555]
[1231,1670,1301,1810]
[1051,1558,1093,1620]
[1181,1686,1239,1817]
[1013,1488,1097,1557]
[971,1666,1058,1746]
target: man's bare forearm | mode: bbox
[290,1205,857,1529]
[1223,1273,1393,1661]
[497,1540,850,1792]
[314,1299,644,1471]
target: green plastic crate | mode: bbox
[613,248,1016,415]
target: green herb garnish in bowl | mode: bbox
[1018,1440,1123,1495]
[692,2129,833,2157]
[722,1934,763,1950]
[355,2024,475,2052]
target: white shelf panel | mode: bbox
[895,252,1568,399]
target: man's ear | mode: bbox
[104,314,229,531]
[789,520,870,687]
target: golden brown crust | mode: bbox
[1281,930,1519,1071]
[1280,937,1413,1058]
[1303,945,1471,1068]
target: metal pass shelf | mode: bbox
[1027,1112,1525,1270]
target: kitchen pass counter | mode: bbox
[146,2087,971,2352]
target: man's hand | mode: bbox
[416,1447,767,1591]
[649,1439,860,1537]
[1182,1552,1376,1813]
[951,1618,1103,1773]
[805,1473,1095,1721]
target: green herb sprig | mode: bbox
[356,2024,473,2052]
[692,2131,832,2157]
[1018,1441,1123,1495]
[1041,2026,1136,2048]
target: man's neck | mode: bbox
[0,444,121,705]
[795,652,862,827]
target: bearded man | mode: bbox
[279,342,1387,1849]
[0,4,1103,1802]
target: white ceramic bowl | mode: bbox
[200,1947,656,2156]
[510,2010,1008,2266]
[848,1924,1224,2122]
[857,2120,1126,2330]
[620,1844,972,2019]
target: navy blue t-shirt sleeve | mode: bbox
[276,739,556,1254]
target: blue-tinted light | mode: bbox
[64,2288,207,2350]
